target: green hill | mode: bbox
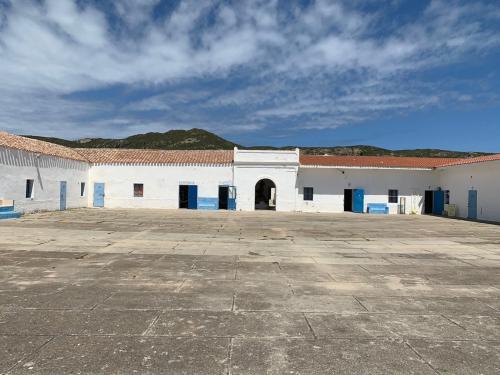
[27,128,239,150]
[297,146,488,158]
[25,128,491,158]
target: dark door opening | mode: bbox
[179,185,189,209]
[344,189,353,212]
[219,186,229,210]
[424,190,433,214]
[255,179,276,210]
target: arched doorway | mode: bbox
[255,179,276,210]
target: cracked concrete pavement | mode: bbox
[0,208,499,374]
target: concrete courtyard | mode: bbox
[1,209,500,374]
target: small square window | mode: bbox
[80,182,86,197]
[388,189,398,203]
[134,183,144,197]
[26,179,34,198]
[303,187,314,201]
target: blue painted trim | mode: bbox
[0,205,15,213]
[198,197,218,210]
[353,189,365,213]
[187,185,198,209]
[93,183,105,207]
[468,190,478,220]
[433,191,444,215]
[367,203,389,214]
[0,211,21,219]
[60,181,67,211]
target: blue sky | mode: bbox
[0,0,500,151]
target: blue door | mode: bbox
[59,181,67,211]
[93,183,105,207]
[188,185,198,209]
[433,191,444,215]
[353,189,364,213]
[228,186,237,210]
[468,190,477,220]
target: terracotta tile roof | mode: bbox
[436,154,500,167]
[0,132,88,161]
[2,131,496,168]
[76,148,233,165]
[300,155,460,169]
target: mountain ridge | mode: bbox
[24,128,492,158]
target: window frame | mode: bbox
[133,183,144,198]
[388,189,399,204]
[303,187,314,201]
[26,179,34,199]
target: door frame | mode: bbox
[353,188,365,213]
[93,182,105,208]
[344,189,353,212]
[433,190,444,215]
[59,181,67,211]
[468,190,478,220]
[228,186,237,210]
[424,190,434,214]
[187,185,198,209]
[179,185,189,209]
[218,186,229,210]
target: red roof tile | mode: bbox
[76,148,233,165]
[436,154,500,167]
[300,155,460,169]
[0,132,87,161]
[2,131,497,169]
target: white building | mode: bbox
[0,132,89,213]
[1,131,500,222]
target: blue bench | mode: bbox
[0,201,21,220]
[0,206,21,220]
[367,203,389,214]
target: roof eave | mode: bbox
[299,164,435,170]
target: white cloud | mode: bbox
[0,0,498,138]
[113,0,161,29]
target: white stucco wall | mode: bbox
[233,149,299,211]
[89,164,233,209]
[438,160,500,221]
[2,142,500,222]
[0,147,89,213]
[296,167,438,214]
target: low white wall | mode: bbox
[438,160,500,221]
[0,147,89,213]
[89,164,233,209]
[296,167,438,214]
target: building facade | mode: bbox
[1,131,500,222]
